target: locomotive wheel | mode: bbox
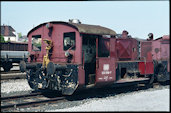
[26,69,47,90]
[144,74,154,88]
[149,74,154,85]
[26,69,38,90]
[156,65,167,82]
[2,62,12,72]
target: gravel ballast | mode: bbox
[1,79,32,94]
[47,86,170,111]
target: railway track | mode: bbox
[1,92,66,111]
[1,65,26,80]
[1,70,26,80]
[1,81,168,112]
[1,70,21,74]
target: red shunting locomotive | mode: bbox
[20,20,170,95]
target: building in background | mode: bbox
[1,25,17,42]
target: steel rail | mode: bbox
[1,92,42,101]
[1,70,21,74]
[1,96,65,111]
[1,92,65,111]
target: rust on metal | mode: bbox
[69,22,116,35]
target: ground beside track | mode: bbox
[1,79,32,96]
[1,78,169,112]
[48,86,169,111]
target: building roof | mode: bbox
[1,25,16,37]
[27,21,116,36]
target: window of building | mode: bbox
[63,32,76,51]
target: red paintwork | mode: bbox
[162,35,169,40]
[96,57,116,83]
[116,38,138,61]
[139,35,170,74]
[95,37,117,86]
[140,41,153,61]
[110,38,117,58]
[28,23,82,64]
[152,35,170,72]
[138,61,154,75]
[152,36,170,61]
[78,66,85,86]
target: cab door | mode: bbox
[95,37,116,85]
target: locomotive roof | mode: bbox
[155,35,170,41]
[27,21,116,36]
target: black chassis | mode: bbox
[25,62,78,95]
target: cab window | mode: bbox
[98,38,110,57]
[32,35,41,51]
[63,32,76,51]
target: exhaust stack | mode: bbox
[69,19,81,24]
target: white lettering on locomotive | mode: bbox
[102,64,112,75]
[103,64,109,71]
[98,76,113,81]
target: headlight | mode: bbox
[65,51,70,57]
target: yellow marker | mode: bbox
[43,39,52,68]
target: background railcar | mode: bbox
[0,42,28,72]
[152,35,170,82]
[114,35,154,83]
[139,35,170,82]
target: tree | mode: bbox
[18,32,22,38]
[0,35,5,43]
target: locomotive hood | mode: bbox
[27,21,116,37]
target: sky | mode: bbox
[1,1,170,39]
